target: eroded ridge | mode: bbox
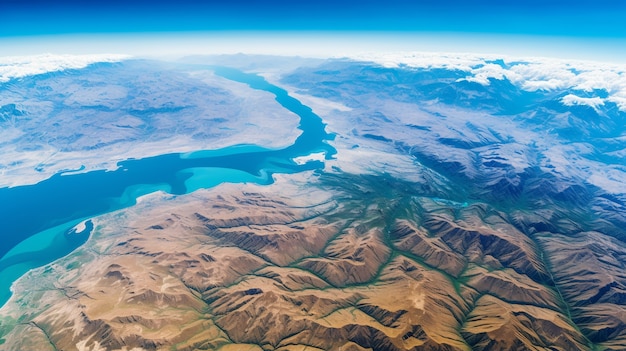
[0,172,609,351]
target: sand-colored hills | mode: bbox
[461,294,588,351]
[536,231,626,350]
[1,173,625,350]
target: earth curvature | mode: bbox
[0,52,625,351]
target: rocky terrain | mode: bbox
[0,166,623,350]
[1,55,625,350]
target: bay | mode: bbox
[0,66,335,306]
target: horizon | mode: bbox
[1,1,625,62]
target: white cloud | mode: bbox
[561,94,605,111]
[352,52,496,71]
[351,52,626,112]
[0,53,130,83]
[608,95,626,111]
[461,63,512,85]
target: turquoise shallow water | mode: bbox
[0,67,335,306]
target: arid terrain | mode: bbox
[1,168,624,351]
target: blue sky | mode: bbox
[2,0,625,37]
[1,1,625,60]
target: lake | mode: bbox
[0,66,335,306]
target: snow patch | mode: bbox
[587,168,626,195]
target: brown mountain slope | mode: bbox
[0,173,619,350]
[537,231,626,350]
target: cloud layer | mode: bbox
[352,52,626,112]
[0,54,130,83]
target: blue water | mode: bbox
[0,67,335,306]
